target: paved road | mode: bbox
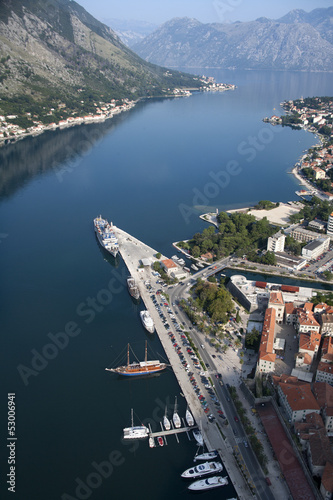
[168,268,275,500]
[113,227,275,499]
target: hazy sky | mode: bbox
[76,0,332,25]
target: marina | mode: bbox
[111,223,243,497]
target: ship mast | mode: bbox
[127,343,130,367]
[145,340,147,363]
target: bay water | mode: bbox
[1,69,333,499]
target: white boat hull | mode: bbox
[188,476,228,491]
[181,461,223,479]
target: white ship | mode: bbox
[191,264,198,271]
[193,429,204,446]
[173,396,181,429]
[163,406,171,431]
[181,461,223,479]
[194,450,218,462]
[94,216,119,257]
[186,408,194,427]
[123,409,149,440]
[188,476,228,491]
[140,310,155,333]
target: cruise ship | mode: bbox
[94,216,119,257]
[181,461,223,479]
[188,476,228,491]
[127,276,140,300]
[105,342,167,377]
[123,409,149,440]
[140,310,155,333]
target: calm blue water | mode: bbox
[1,69,333,499]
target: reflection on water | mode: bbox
[0,104,144,199]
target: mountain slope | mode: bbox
[0,0,200,114]
[133,8,333,71]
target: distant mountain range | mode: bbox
[102,18,158,47]
[133,7,333,71]
[0,0,200,116]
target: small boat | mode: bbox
[140,310,155,333]
[149,436,155,448]
[163,406,171,431]
[194,450,218,462]
[157,436,164,447]
[191,264,198,271]
[193,429,204,446]
[186,408,194,427]
[123,409,149,440]
[188,476,228,491]
[127,276,140,300]
[173,396,181,429]
[181,461,223,479]
[178,258,185,266]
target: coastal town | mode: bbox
[96,192,333,499]
[102,97,333,499]
[0,77,235,145]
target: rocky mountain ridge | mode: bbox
[133,7,333,71]
[0,0,200,117]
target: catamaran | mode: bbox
[123,409,149,440]
[105,342,167,377]
[173,396,181,429]
[181,461,223,479]
[163,406,171,431]
[188,476,228,491]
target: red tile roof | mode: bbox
[279,382,320,412]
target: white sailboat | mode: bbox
[193,429,204,446]
[186,408,194,427]
[163,406,171,431]
[173,396,181,429]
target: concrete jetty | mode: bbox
[112,224,253,500]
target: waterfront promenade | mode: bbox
[112,224,255,500]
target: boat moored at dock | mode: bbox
[163,406,171,431]
[186,408,194,427]
[140,310,155,333]
[123,409,149,440]
[181,461,223,479]
[194,450,218,462]
[94,216,119,257]
[127,276,140,300]
[193,429,204,446]
[188,476,228,491]
[105,342,167,377]
[173,396,181,429]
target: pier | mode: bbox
[149,425,197,440]
[112,224,255,499]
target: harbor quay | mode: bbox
[112,225,255,500]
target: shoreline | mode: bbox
[0,83,235,148]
